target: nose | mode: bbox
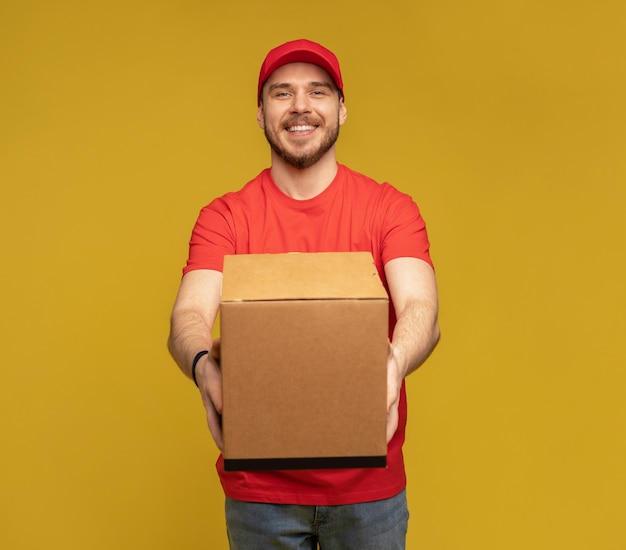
[290,90,311,114]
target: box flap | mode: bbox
[222,252,387,302]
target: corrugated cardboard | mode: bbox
[220,252,389,471]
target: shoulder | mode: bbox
[338,164,380,188]
[339,165,412,198]
[202,169,270,214]
[338,165,419,216]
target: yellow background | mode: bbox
[2,0,625,548]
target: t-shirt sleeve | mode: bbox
[379,184,433,269]
[182,198,236,275]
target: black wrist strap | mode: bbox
[192,350,209,387]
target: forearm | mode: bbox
[167,269,222,381]
[168,310,215,380]
[390,298,440,378]
[385,288,439,443]
[384,257,440,380]
[167,269,224,448]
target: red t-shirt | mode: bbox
[184,163,433,505]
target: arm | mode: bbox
[384,257,440,442]
[167,269,224,450]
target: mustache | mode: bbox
[283,115,321,127]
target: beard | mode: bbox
[263,115,340,170]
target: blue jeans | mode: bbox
[225,490,408,549]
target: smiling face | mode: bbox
[257,62,347,170]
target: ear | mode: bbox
[338,99,347,126]
[257,105,265,129]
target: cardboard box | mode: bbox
[220,251,389,471]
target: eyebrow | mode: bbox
[267,81,335,93]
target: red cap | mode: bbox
[257,39,344,104]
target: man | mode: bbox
[168,38,440,549]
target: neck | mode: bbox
[269,149,339,200]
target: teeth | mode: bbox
[287,125,316,132]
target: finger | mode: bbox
[386,373,401,411]
[205,371,223,414]
[205,403,224,451]
[198,357,223,413]
[386,404,399,443]
[211,338,221,364]
[387,386,398,411]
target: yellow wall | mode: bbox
[2,0,624,548]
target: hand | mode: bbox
[386,343,405,443]
[196,339,224,451]
[210,337,221,366]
